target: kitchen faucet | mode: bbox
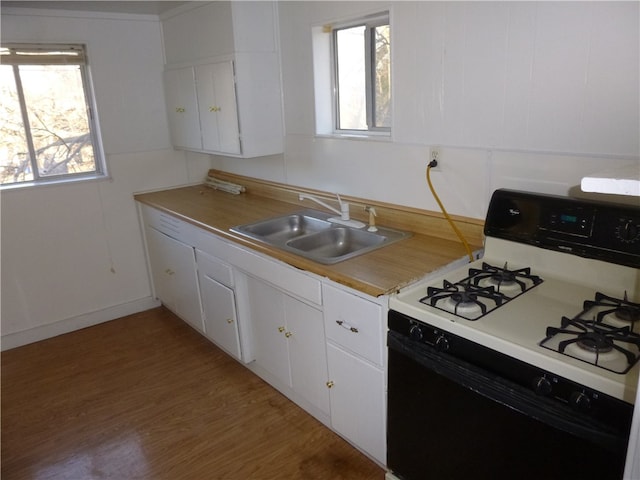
[299,193,366,228]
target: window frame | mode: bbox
[0,43,107,189]
[331,12,391,136]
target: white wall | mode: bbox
[2,1,638,348]
[0,8,207,348]
[212,1,639,218]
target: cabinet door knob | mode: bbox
[209,106,221,112]
[285,331,293,338]
[226,318,234,324]
[326,381,334,389]
[175,107,185,113]
[165,268,175,275]
[336,320,358,333]
[278,326,285,333]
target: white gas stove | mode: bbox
[387,189,640,480]
[390,189,640,403]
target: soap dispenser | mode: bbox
[365,206,378,232]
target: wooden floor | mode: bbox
[1,307,385,480]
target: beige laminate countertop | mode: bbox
[134,182,483,298]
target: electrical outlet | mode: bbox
[429,147,441,168]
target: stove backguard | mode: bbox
[484,189,640,268]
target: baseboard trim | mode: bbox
[1,297,161,351]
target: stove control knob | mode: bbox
[570,391,591,412]
[435,335,450,352]
[409,324,423,341]
[533,376,552,396]
[616,220,639,243]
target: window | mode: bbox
[332,13,390,134]
[0,44,105,187]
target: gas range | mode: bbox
[390,189,640,404]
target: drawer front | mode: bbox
[196,249,233,288]
[141,205,199,245]
[323,283,383,365]
[222,239,322,306]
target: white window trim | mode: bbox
[312,11,392,140]
[0,43,108,190]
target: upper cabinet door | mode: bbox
[196,62,241,155]
[163,67,201,150]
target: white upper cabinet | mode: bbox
[195,62,241,155]
[161,1,284,158]
[163,67,201,150]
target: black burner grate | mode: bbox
[586,292,640,332]
[419,262,543,321]
[469,262,543,295]
[540,293,640,374]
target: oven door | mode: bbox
[387,331,629,480]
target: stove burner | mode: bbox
[615,307,640,323]
[469,262,542,297]
[451,290,478,306]
[540,316,640,374]
[488,273,516,287]
[585,291,640,330]
[576,332,614,354]
[419,280,505,320]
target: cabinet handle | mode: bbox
[336,320,358,333]
[226,318,234,324]
[278,326,285,333]
[165,268,175,275]
[326,381,334,389]
[209,106,221,112]
[285,331,293,338]
[175,107,185,113]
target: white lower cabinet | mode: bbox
[327,343,386,463]
[323,282,387,464]
[139,204,386,465]
[196,250,241,361]
[245,274,330,416]
[145,226,204,334]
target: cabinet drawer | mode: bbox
[227,242,321,306]
[193,227,321,305]
[141,205,198,245]
[196,249,233,288]
[323,283,383,366]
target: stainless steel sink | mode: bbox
[231,209,410,264]
[235,212,332,243]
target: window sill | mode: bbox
[315,132,392,143]
[0,173,110,192]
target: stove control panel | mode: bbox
[544,207,594,237]
[485,189,640,268]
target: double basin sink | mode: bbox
[231,209,410,265]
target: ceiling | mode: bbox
[1,1,192,15]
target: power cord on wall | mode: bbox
[426,160,475,263]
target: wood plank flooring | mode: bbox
[1,307,385,479]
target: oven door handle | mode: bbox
[388,332,627,453]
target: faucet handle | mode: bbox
[335,193,350,220]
